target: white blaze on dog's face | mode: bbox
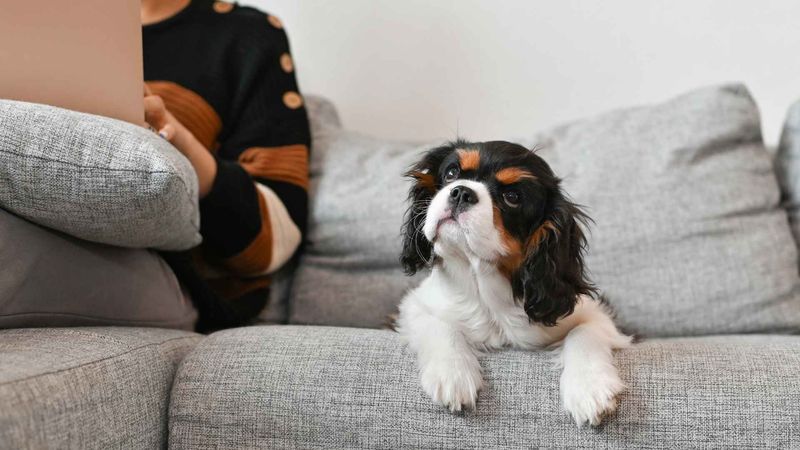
[423,177,504,261]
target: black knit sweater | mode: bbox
[143,0,311,331]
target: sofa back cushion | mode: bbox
[292,85,800,337]
[289,98,425,327]
[776,99,800,246]
[0,100,200,250]
[523,84,800,336]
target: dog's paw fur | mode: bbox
[560,363,625,426]
[420,358,483,412]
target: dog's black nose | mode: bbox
[449,185,478,212]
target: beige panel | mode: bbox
[0,0,144,125]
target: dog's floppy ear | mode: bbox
[400,145,453,275]
[512,187,596,326]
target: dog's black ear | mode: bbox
[400,145,453,275]
[512,188,596,326]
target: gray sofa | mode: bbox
[2,86,800,449]
[3,325,800,448]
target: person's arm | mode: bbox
[196,18,310,277]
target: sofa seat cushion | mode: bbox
[169,325,800,449]
[0,327,201,449]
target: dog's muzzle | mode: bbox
[449,185,478,215]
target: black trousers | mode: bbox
[158,251,268,333]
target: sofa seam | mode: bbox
[0,147,172,174]
[0,312,196,329]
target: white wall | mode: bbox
[246,0,800,146]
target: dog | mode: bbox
[395,140,631,426]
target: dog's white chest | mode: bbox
[433,260,545,350]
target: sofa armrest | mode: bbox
[0,327,201,449]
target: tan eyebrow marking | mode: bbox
[457,149,480,171]
[495,167,536,185]
[410,170,436,191]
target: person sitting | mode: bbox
[141,0,310,332]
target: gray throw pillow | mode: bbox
[0,208,197,329]
[290,85,800,337]
[776,99,800,246]
[0,100,200,251]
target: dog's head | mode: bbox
[401,140,595,326]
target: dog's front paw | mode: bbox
[560,365,625,426]
[420,358,483,412]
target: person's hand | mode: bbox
[143,85,218,198]
[144,85,182,144]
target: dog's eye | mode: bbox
[443,165,460,183]
[502,189,521,207]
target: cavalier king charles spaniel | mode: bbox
[396,140,631,426]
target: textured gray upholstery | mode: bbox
[0,100,200,250]
[169,325,800,449]
[0,208,197,329]
[291,84,800,337]
[521,84,800,336]
[3,90,800,450]
[0,327,201,449]
[289,99,426,328]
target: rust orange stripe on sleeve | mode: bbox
[238,144,309,190]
